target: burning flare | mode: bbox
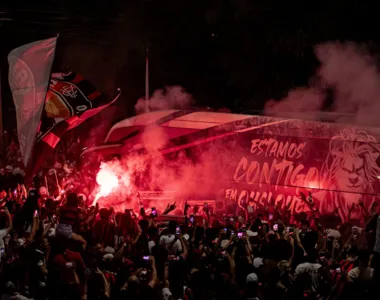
[92,165,119,206]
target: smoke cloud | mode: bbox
[265,42,380,127]
[95,140,228,214]
[134,86,193,114]
[94,41,380,213]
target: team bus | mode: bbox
[81,110,380,223]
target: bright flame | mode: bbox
[92,166,119,206]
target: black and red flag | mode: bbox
[29,72,120,176]
[8,38,120,180]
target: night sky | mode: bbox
[1,0,380,135]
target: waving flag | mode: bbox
[8,37,57,168]
[28,72,120,176]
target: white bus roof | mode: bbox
[82,110,380,158]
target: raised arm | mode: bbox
[3,207,13,234]
[179,234,188,260]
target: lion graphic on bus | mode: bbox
[318,129,380,222]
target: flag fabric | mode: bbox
[28,72,120,176]
[8,38,57,168]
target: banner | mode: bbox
[220,125,380,223]
[28,72,121,176]
[8,37,57,167]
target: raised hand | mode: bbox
[169,202,176,211]
[300,192,306,201]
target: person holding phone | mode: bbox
[159,221,183,255]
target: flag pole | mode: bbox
[145,48,149,113]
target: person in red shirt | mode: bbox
[330,245,358,298]
[51,242,86,300]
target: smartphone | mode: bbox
[238,232,243,239]
[223,228,228,232]
[176,226,181,235]
[130,210,134,217]
[189,214,194,224]
[151,207,157,217]
[143,256,149,261]
[231,230,235,235]
[273,224,278,231]
[33,209,38,217]
[335,268,341,273]
[269,214,273,220]
[286,226,294,233]
[65,262,73,268]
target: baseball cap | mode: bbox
[246,272,258,283]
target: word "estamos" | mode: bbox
[250,138,306,160]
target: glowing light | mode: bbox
[307,181,319,189]
[92,166,119,205]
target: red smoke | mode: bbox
[91,128,229,212]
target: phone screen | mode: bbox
[143,256,149,261]
[189,215,194,224]
[33,209,38,217]
[176,226,181,235]
[273,224,278,231]
[238,232,243,238]
[151,208,157,217]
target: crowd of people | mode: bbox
[1,132,380,300]
[0,181,380,300]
